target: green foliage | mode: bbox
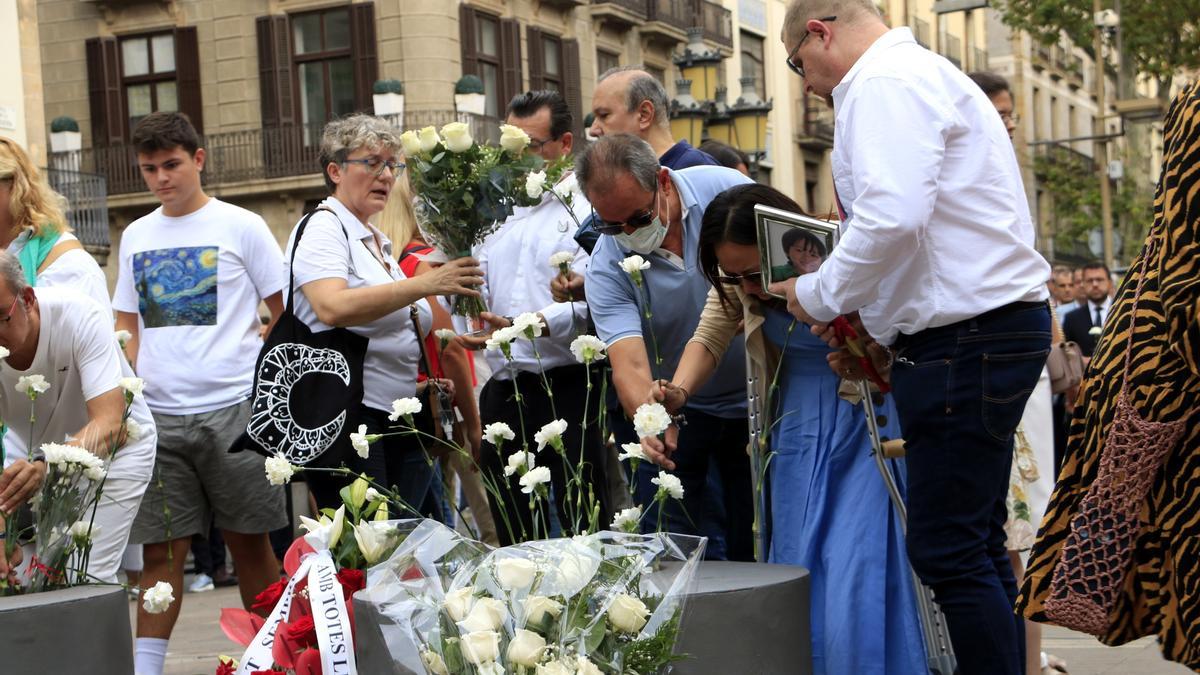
[995,0,1200,82]
[50,116,79,133]
[373,79,404,95]
[455,75,485,95]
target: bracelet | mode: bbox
[676,384,691,406]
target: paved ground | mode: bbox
[136,579,1193,675]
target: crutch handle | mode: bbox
[882,439,906,459]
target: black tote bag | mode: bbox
[230,207,368,467]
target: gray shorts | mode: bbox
[130,399,287,544]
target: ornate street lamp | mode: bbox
[669,79,708,148]
[730,76,772,164]
[673,28,723,103]
[705,87,734,146]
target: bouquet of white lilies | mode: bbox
[357,520,705,675]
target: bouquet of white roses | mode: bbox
[358,520,706,674]
[402,121,571,320]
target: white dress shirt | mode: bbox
[1087,296,1112,328]
[793,28,1050,345]
[478,173,591,378]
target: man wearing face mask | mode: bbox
[578,134,754,560]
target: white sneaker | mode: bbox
[189,573,214,593]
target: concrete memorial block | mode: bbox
[353,561,811,674]
[0,585,134,674]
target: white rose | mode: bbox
[506,629,547,667]
[533,419,569,452]
[619,254,651,275]
[503,450,535,477]
[633,402,671,439]
[525,170,547,200]
[119,376,145,397]
[417,126,441,152]
[569,335,607,365]
[441,122,474,153]
[610,506,642,533]
[125,418,144,442]
[263,455,296,486]
[484,422,516,446]
[608,593,650,634]
[494,557,539,590]
[512,312,543,340]
[459,596,506,633]
[499,124,531,153]
[420,649,449,675]
[519,466,552,494]
[617,443,646,462]
[651,471,685,500]
[400,130,423,157]
[548,251,574,269]
[459,630,501,665]
[388,397,423,421]
[575,656,603,675]
[142,581,175,614]
[442,587,475,622]
[477,662,506,675]
[521,595,563,625]
[16,374,50,396]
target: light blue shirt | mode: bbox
[587,166,753,418]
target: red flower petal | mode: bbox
[218,608,265,647]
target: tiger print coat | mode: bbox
[1018,81,1200,668]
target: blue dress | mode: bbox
[762,308,928,675]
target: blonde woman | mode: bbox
[376,166,498,545]
[0,137,109,309]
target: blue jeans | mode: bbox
[634,409,753,562]
[891,302,1050,675]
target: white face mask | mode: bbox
[614,190,668,254]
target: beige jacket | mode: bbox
[688,284,781,422]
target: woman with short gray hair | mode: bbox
[286,114,482,509]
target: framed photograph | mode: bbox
[754,204,839,299]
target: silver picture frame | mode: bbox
[753,204,839,299]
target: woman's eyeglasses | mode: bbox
[344,157,406,177]
[717,271,764,285]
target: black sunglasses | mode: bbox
[786,15,837,77]
[593,185,658,236]
[717,271,764,285]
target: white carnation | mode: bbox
[350,423,372,459]
[519,466,552,494]
[125,418,144,442]
[617,443,647,462]
[610,506,642,533]
[619,254,651,275]
[119,377,145,397]
[533,419,568,452]
[114,330,132,347]
[569,335,607,364]
[388,397,423,421]
[142,581,175,614]
[503,450,535,477]
[263,455,296,486]
[16,374,50,396]
[548,251,574,269]
[633,402,671,439]
[68,520,101,545]
[485,326,519,353]
[512,312,543,340]
[651,471,685,500]
[483,422,516,446]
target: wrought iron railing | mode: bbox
[44,168,110,252]
[591,0,647,16]
[50,111,499,197]
[645,0,691,29]
[696,0,733,48]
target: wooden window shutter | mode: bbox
[459,4,478,77]
[256,15,295,127]
[562,39,583,142]
[349,2,378,114]
[173,26,204,135]
[499,18,523,113]
[526,26,544,91]
[85,36,124,146]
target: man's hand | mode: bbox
[550,271,586,303]
[0,537,23,583]
[0,459,47,514]
[767,280,816,325]
[455,312,513,351]
[826,343,892,383]
[648,379,688,415]
[639,426,680,470]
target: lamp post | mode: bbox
[730,77,773,179]
[674,28,723,103]
[705,87,734,145]
[669,79,708,148]
[1094,0,1117,269]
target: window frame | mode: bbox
[118,30,179,132]
[289,6,355,130]
[740,31,766,99]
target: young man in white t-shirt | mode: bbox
[0,253,156,584]
[113,112,287,675]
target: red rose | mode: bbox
[284,614,318,650]
[214,659,237,675]
[337,568,365,598]
[251,577,289,613]
[295,647,325,675]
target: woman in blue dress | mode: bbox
[646,184,927,674]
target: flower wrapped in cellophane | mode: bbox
[358,519,705,674]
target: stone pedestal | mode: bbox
[0,585,133,674]
[354,561,811,674]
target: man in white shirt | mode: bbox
[771,3,1051,673]
[0,254,156,584]
[1062,261,1113,359]
[112,112,287,675]
[458,91,610,544]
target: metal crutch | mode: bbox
[746,365,769,563]
[859,381,957,675]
